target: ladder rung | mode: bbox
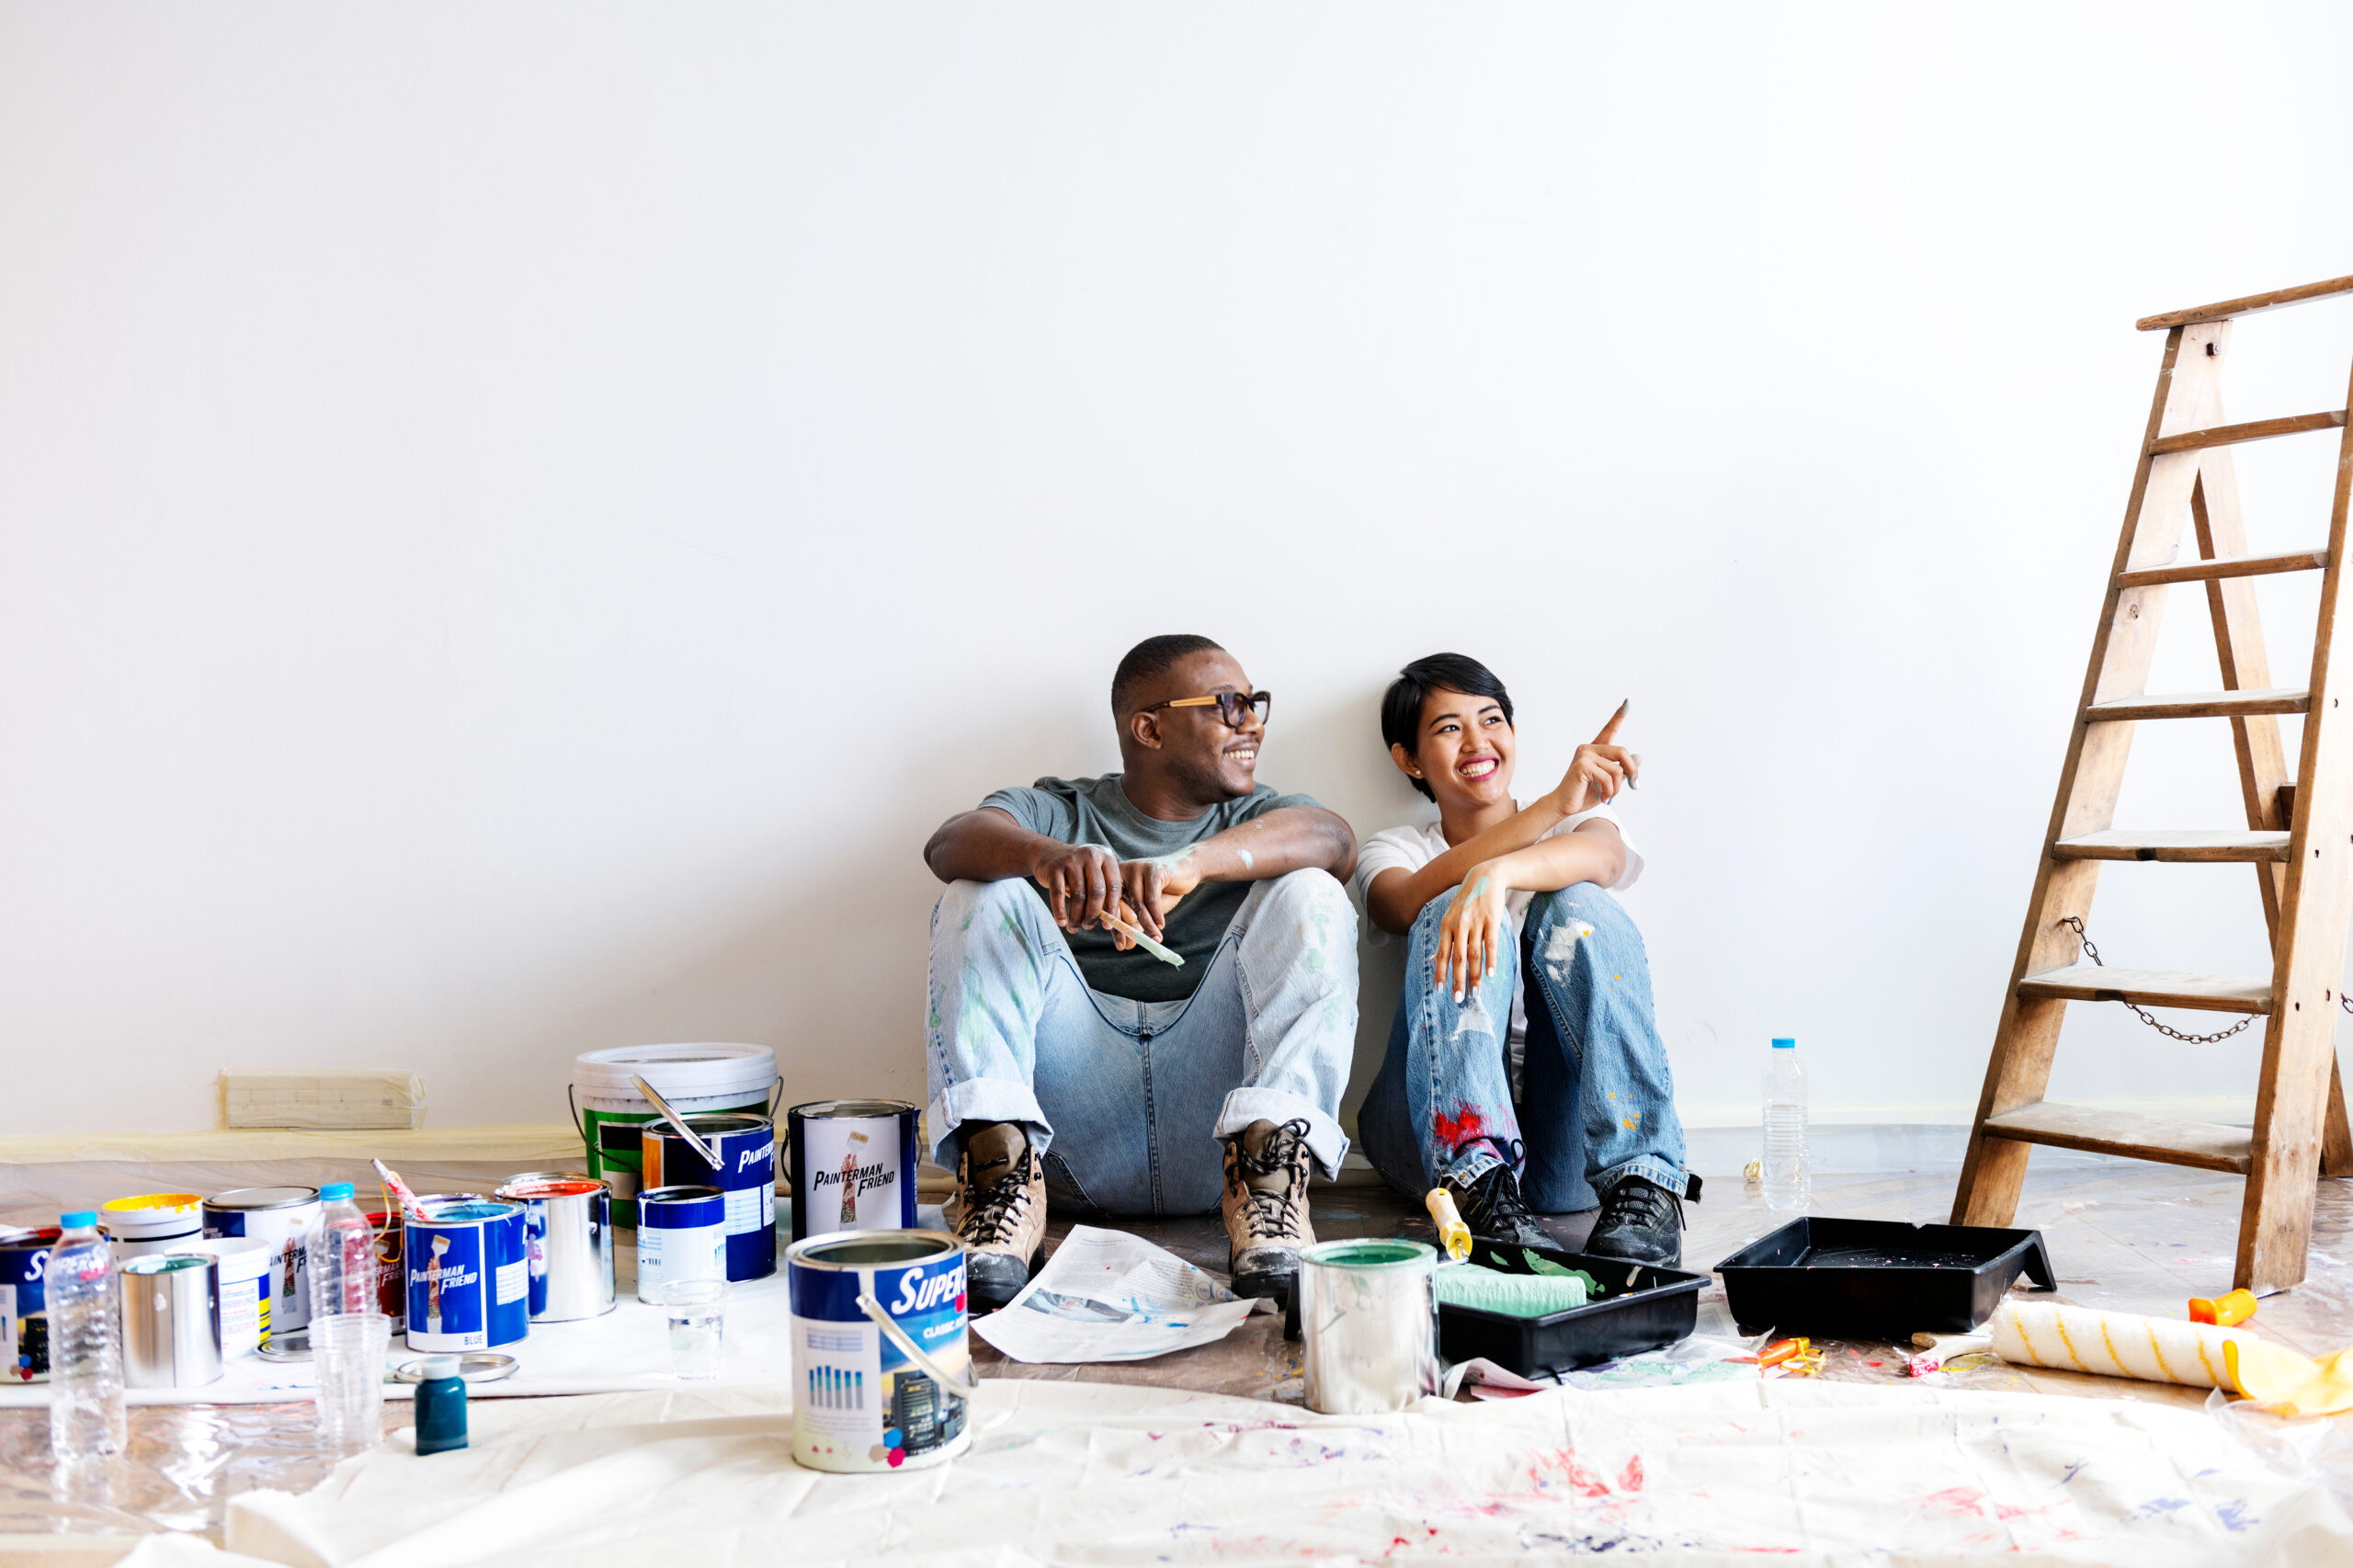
[2116,549,2328,589]
[2147,410,2346,455]
[2052,829,2290,862]
[2086,687,2308,722]
[2018,961,2271,1014]
[1982,1101,2252,1174]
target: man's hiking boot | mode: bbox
[1222,1117,1316,1302]
[1440,1156,1551,1249]
[953,1121,1046,1312]
[1584,1173,1685,1267]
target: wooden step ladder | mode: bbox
[1951,273,2353,1293]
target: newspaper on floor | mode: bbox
[970,1223,1264,1363]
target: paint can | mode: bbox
[366,1211,406,1330]
[171,1238,272,1358]
[121,1254,222,1390]
[100,1193,205,1258]
[642,1116,776,1280]
[784,1099,920,1243]
[404,1196,529,1353]
[494,1172,615,1321]
[1297,1239,1440,1415]
[202,1187,320,1335]
[1,1226,59,1383]
[635,1185,728,1303]
[786,1229,972,1472]
[570,1043,779,1227]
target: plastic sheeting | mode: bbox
[95,1378,2353,1567]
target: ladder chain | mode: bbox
[2057,916,2259,1043]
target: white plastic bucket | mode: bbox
[101,1193,205,1258]
[570,1044,779,1223]
[172,1237,273,1358]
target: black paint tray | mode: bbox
[1435,1237,1707,1378]
[1714,1217,2057,1336]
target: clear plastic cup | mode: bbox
[310,1312,392,1449]
[660,1278,726,1381]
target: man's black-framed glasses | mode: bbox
[1145,690,1272,729]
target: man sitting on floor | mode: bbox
[923,633,1359,1310]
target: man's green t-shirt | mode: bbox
[980,774,1323,1003]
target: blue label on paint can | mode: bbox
[642,1119,777,1282]
[786,1234,969,1472]
[2,1230,56,1382]
[405,1204,528,1353]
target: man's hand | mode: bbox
[1029,842,1125,932]
[1116,853,1202,942]
[1546,700,1642,818]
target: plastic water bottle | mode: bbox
[45,1211,125,1461]
[308,1182,377,1322]
[1762,1037,1810,1211]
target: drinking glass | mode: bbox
[310,1312,392,1449]
[661,1278,726,1380]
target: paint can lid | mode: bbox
[1771,1038,1797,1049]
[420,1355,462,1380]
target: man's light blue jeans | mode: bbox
[1358,881,1687,1211]
[926,870,1358,1216]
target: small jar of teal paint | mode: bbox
[413,1355,469,1455]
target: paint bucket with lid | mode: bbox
[642,1117,775,1280]
[635,1185,727,1304]
[785,1099,920,1243]
[494,1172,615,1321]
[100,1193,205,1258]
[786,1229,972,1473]
[202,1187,320,1334]
[1,1226,59,1383]
[404,1196,529,1353]
[121,1254,222,1390]
[571,1044,779,1227]
[1298,1239,1440,1415]
[172,1238,272,1357]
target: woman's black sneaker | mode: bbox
[1585,1174,1684,1267]
[1440,1160,1550,1248]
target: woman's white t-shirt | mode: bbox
[1350,804,1643,1089]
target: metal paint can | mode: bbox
[121,1254,222,1389]
[100,1193,205,1258]
[202,1187,320,1335]
[494,1172,615,1321]
[404,1196,529,1353]
[785,1099,919,1243]
[1,1226,59,1383]
[1298,1239,1440,1415]
[642,1116,775,1280]
[171,1238,272,1357]
[635,1185,727,1304]
[366,1211,405,1330]
[786,1229,971,1472]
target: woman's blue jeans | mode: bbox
[1358,882,1687,1211]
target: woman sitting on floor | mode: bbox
[1351,652,1695,1265]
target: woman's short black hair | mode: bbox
[1381,653,1514,801]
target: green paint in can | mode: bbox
[570,1044,778,1226]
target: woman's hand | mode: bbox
[1433,862,1513,1002]
[1545,701,1642,818]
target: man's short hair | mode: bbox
[1111,633,1226,718]
[1380,653,1515,801]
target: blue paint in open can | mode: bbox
[404,1196,529,1353]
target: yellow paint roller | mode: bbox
[1992,1300,2353,1417]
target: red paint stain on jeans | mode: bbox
[1433,1102,1494,1151]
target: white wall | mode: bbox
[4,3,2351,1141]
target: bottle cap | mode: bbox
[422,1355,462,1380]
[1771,1038,1796,1049]
[60,1210,96,1229]
[319,1182,356,1200]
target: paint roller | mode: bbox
[1432,1256,1603,1318]
[1991,1300,2353,1417]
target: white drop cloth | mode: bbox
[108,1378,2352,1567]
